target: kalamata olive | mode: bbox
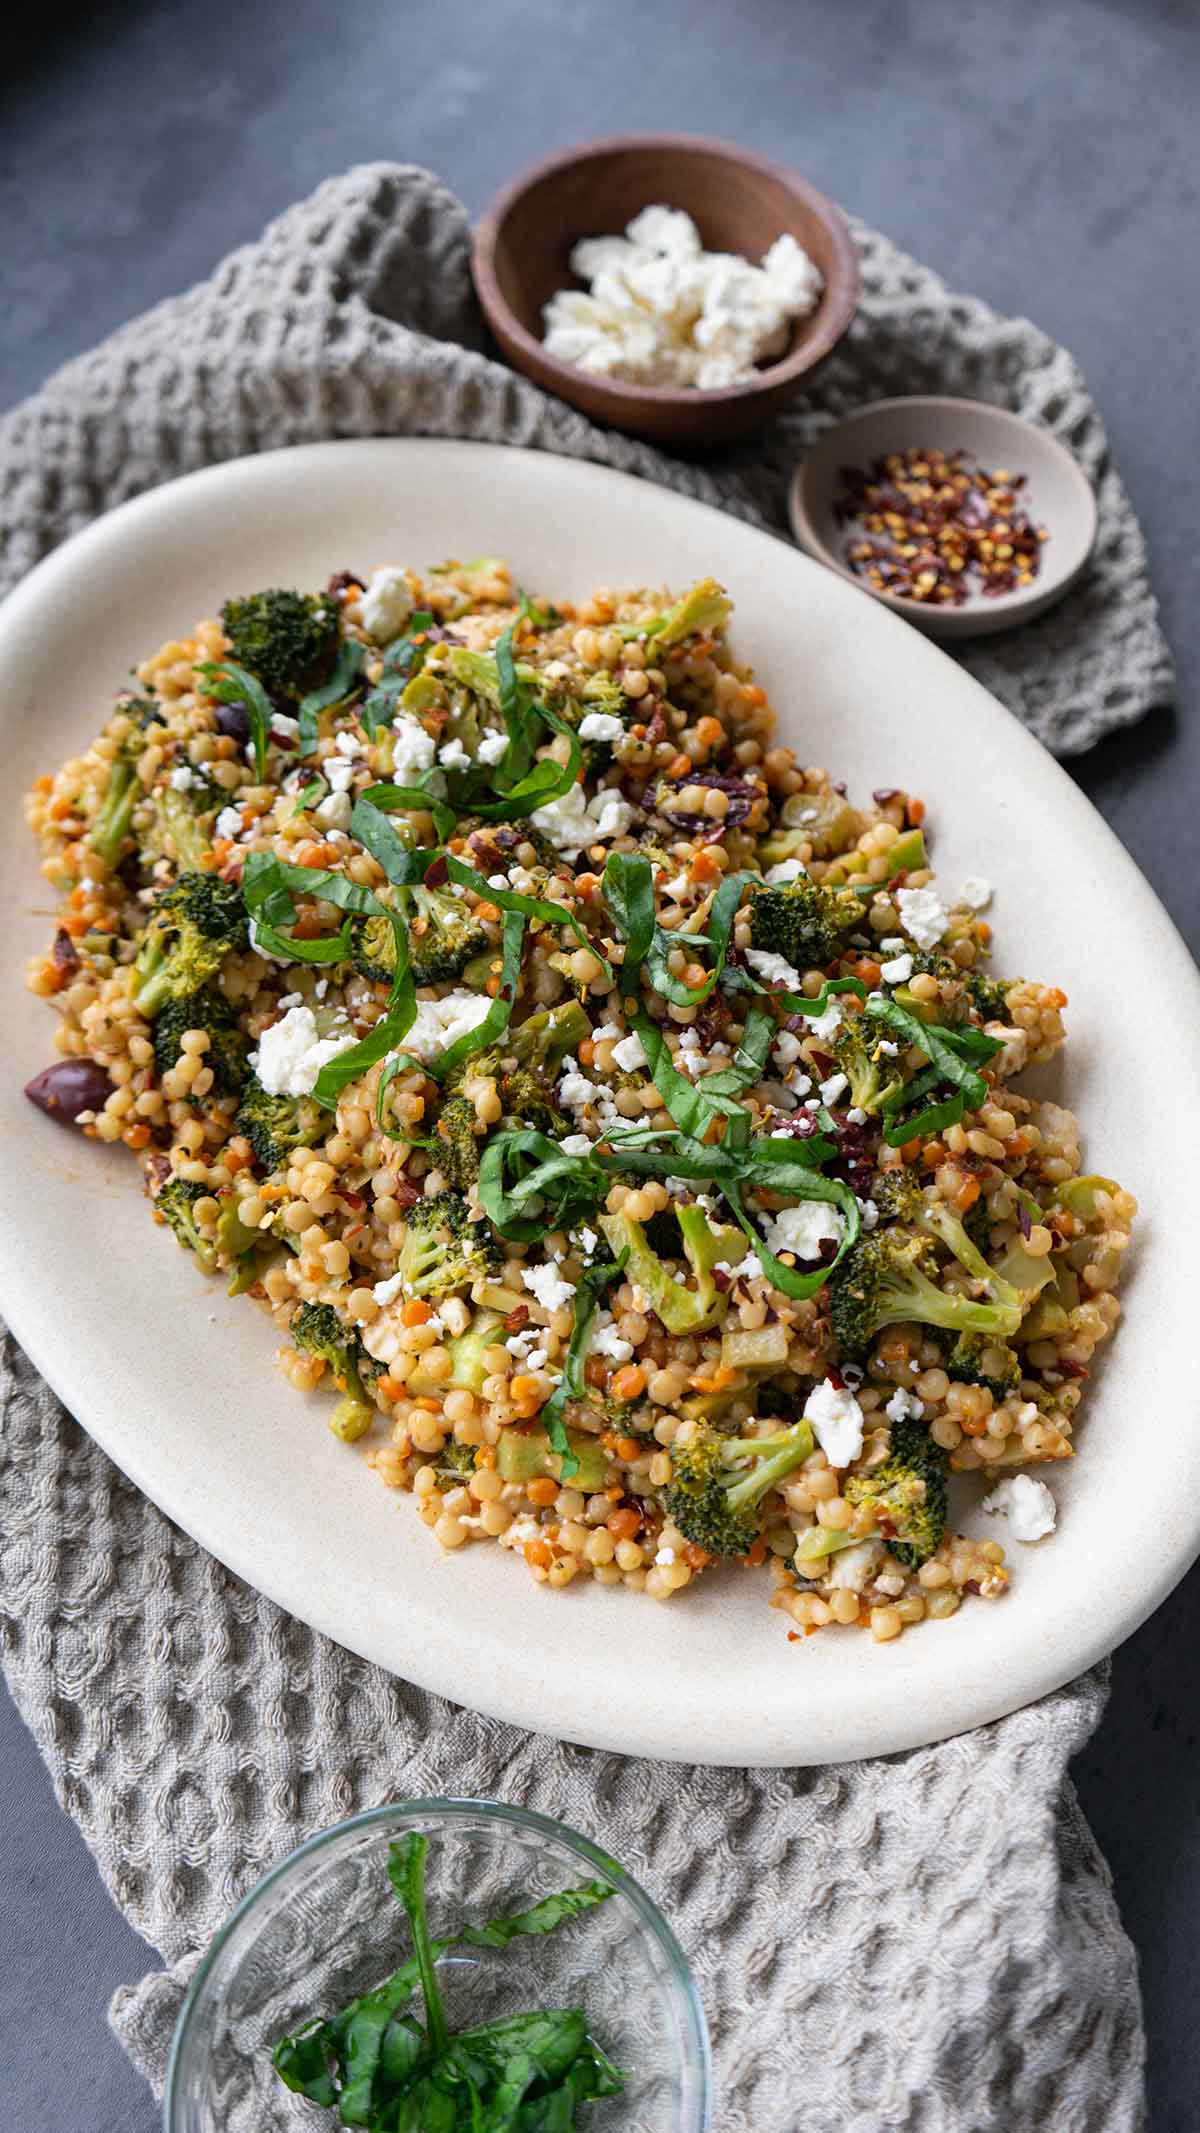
[25,1059,113,1125]
[213,698,251,745]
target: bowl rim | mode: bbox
[788,392,1099,622]
[162,1793,713,2131]
[471,129,860,407]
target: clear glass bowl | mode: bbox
[164,1797,711,2133]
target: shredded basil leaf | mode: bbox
[196,658,272,780]
[362,611,435,734]
[297,639,365,754]
[540,1252,628,1476]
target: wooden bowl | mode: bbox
[472,134,859,452]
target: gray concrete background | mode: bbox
[3,1,1198,2126]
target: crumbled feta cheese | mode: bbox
[772,1029,803,1070]
[390,718,437,782]
[826,1540,883,1591]
[806,998,844,1043]
[803,1378,865,1467]
[325,756,357,794]
[215,805,243,839]
[315,789,352,832]
[745,947,802,990]
[438,737,471,769]
[558,1059,599,1114]
[530,781,636,853]
[591,1317,634,1363]
[880,953,914,984]
[879,937,905,953]
[335,729,365,757]
[846,1106,868,1126]
[875,1039,900,1058]
[611,1031,647,1073]
[251,1004,357,1097]
[522,1261,576,1314]
[982,1474,1057,1543]
[859,1198,880,1230]
[959,877,993,911]
[560,1133,593,1156]
[525,1348,549,1372]
[663,870,692,900]
[763,1200,845,1262]
[885,1387,925,1422]
[359,566,413,645]
[372,1271,406,1308]
[654,1544,677,1567]
[168,763,198,791]
[592,1022,622,1042]
[896,886,949,951]
[819,1072,849,1107]
[477,730,509,765]
[270,713,300,740]
[578,710,625,743]
[873,1570,907,1597]
[397,990,491,1064]
[544,205,822,390]
[764,858,807,885]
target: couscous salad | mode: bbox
[24,559,1135,1640]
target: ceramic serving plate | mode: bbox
[2,439,1196,1767]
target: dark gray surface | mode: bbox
[3,2,1197,2127]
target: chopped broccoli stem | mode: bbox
[599,1204,742,1335]
[642,577,732,648]
[329,1395,374,1443]
[220,588,340,698]
[147,778,222,873]
[87,739,143,867]
[153,1177,217,1270]
[131,873,248,1018]
[844,1415,948,1567]
[660,1418,816,1558]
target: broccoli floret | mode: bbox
[963,969,1015,1022]
[828,1230,1024,1356]
[153,987,248,1097]
[219,588,340,698]
[659,1417,816,1558]
[431,1093,483,1190]
[747,879,863,973]
[394,1193,501,1299]
[131,872,248,1018]
[289,1300,376,1405]
[828,1018,905,1116]
[599,1204,743,1336]
[147,774,223,873]
[87,731,145,868]
[435,1439,480,1489]
[348,908,400,986]
[452,1002,590,1131]
[235,1073,324,1175]
[871,1172,1024,1317]
[407,884,491,987]
[843,1416,948,1568]
[153,1177,217,1270]
[940,1330,1023,1399]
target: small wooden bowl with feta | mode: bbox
[472,134,859,449]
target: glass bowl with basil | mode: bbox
[164,1798,710,2132]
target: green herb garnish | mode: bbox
[540,1250,629,1477]
[272,1831,623,2128]
[195,658,273,780]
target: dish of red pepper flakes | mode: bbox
[834,445,1049,605]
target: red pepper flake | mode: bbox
[835,446,1049,606]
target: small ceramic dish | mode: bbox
[789,396,1098,640]
[163,1797,711,2133]
[472,133,859,451]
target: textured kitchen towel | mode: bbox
[0,164,1172,753]
[0,166,1150,2131]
